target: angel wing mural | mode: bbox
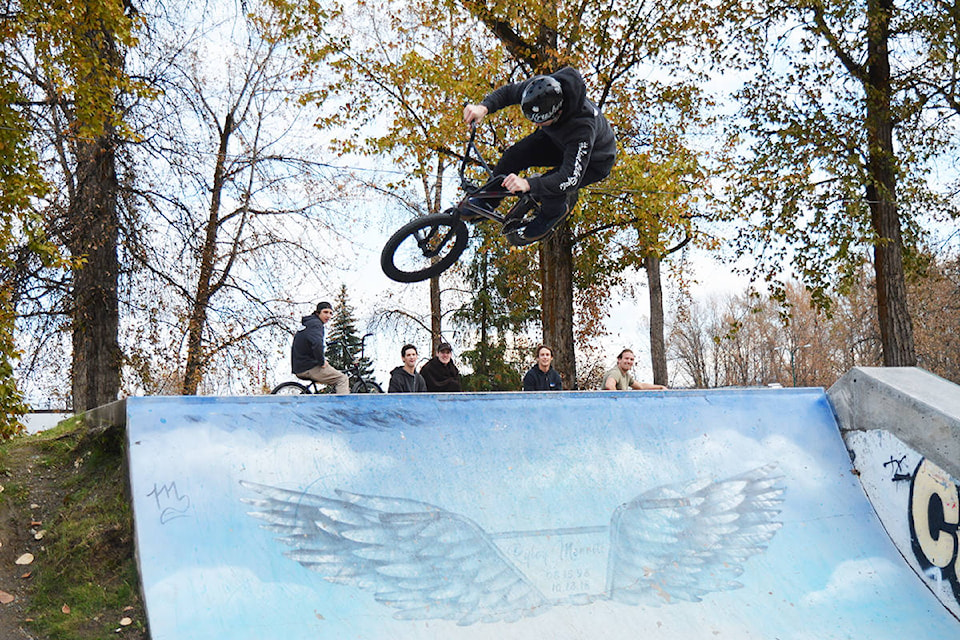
[241,464,784,625]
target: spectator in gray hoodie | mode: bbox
[388,344,427,393]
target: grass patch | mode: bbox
[1,416,146,639]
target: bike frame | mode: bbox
[452,125,539,225]
[379,126,544,283]
[332,332,378,388]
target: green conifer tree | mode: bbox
[455,227,535,391]
[325,284,375,381]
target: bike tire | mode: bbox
[351,380,384,394]
[381,213,469,283]
[271,381,311,395]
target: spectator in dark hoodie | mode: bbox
[522,344,563,391]
[420,342,461,392]
[290,301,349,394]
[388,344,427,393]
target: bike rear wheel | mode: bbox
[381,212,469,283]
[271,381,311,395]
[351,379,384,394]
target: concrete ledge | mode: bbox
[83,399,128,429]
[828,367,960,480]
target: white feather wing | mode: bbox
[241,481,549,625]
[606,464,784,606]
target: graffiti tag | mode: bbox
[147,482,192,524]
[883,455,912,482]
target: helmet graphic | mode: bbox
[521,76,563,124]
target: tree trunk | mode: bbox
[459,3,576,384]
[182,113,234,394]
[645,255,668,386]
[478,250,489,377]
[539,222,575,388]
[430,275,441,353]
[865,0,916,366]
[68,134,120,411]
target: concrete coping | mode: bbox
[83,398,128,429]
[828,367,960,481]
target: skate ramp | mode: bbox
[830,367,960,620]
[123,389,960,639]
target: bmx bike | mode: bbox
[271,333,384,395]
[380,125,544,283]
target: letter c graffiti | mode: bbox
[909,458,960,604]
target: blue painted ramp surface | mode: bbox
[125,390,959,639]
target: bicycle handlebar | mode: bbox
[460,124,495,192]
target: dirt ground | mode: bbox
[0,440,62,639]
[0,427,147,640]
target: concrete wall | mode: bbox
[83,399,127,429]
[829,367,960,620]
[828,367,960,481]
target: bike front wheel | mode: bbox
[351,379,384,394]
[271,381,311,395]
[381,213,469,283]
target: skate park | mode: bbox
[94,366,960,639]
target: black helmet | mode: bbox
[521,76,563,124]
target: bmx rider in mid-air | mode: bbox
[462,66,617,245]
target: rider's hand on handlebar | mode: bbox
[463,104,488,125]
[502,173,531,193]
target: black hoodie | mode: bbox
[290,314,326,374]
[480,67,617,198]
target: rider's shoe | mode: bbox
[461,197,497,222]
[507,192,578,246]
[508,212,564,246]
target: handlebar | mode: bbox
[460,124,495,193]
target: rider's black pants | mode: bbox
[493,128,610,219]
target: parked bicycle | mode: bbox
[271,333,383,395]
[380,125,545,283]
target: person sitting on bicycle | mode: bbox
[291,302,349,394]
[462,66,616,245]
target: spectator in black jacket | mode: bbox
[420,342,462,392]
[522,344,563,391]
[290,302,349,394]
[463,66,616,245]
[388,344,427,393]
